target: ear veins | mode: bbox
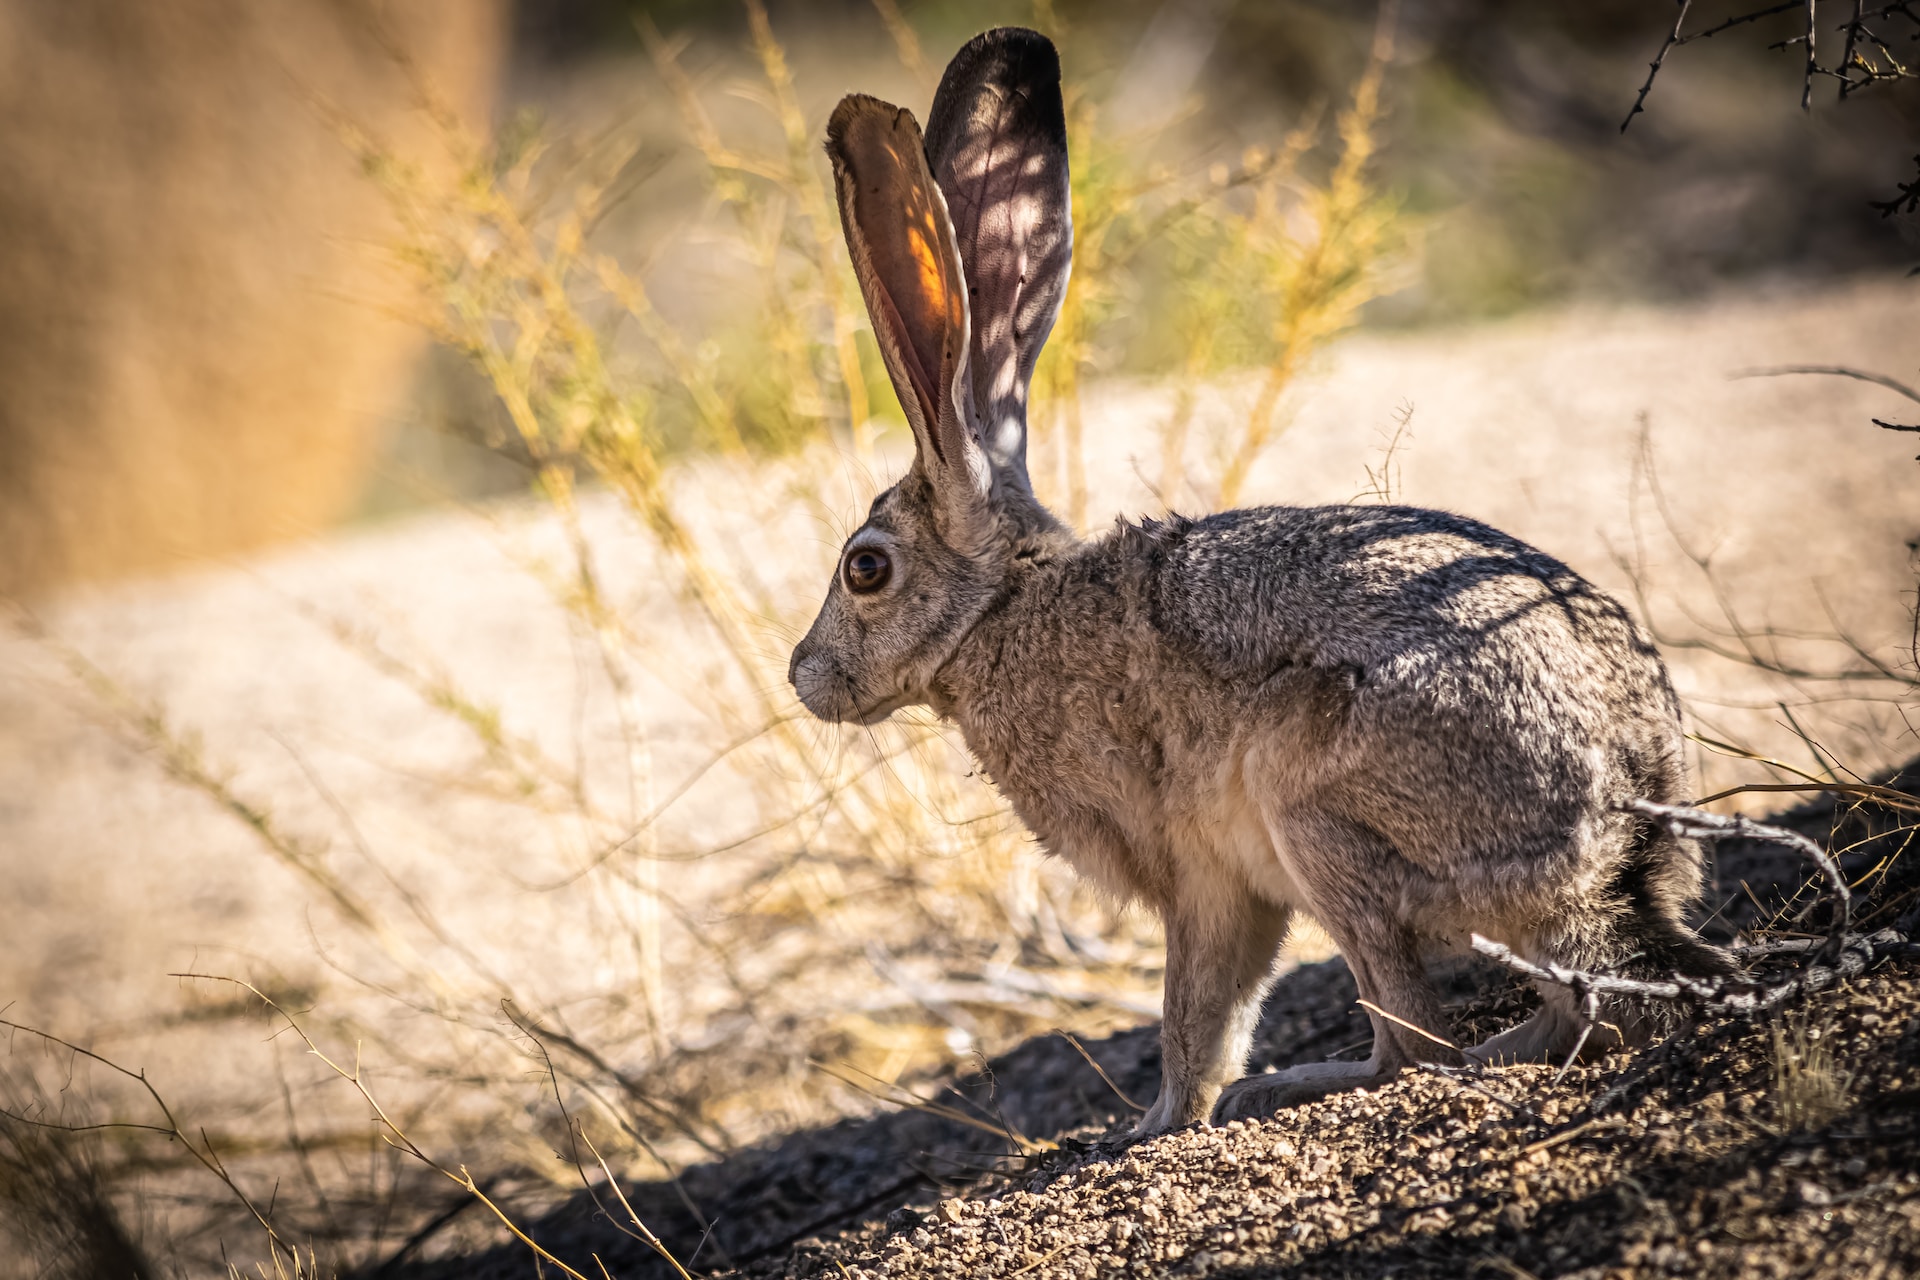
[922,28,1072,486]
[864,281,942,458]
[824,96,969,464]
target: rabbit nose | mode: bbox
[787,639,809,690]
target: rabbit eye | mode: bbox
[845,548,891,594]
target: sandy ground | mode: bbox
[0,278,1915,1263]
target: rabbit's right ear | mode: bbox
[924,28,1071,496]
[826,95,989,507]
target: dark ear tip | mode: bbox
[825,93,919,155]
[944,26,1061,85]
[929,27,1065,149]
[962,26,1059,62]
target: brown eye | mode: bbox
[845,548,891,594]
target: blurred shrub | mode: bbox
[0,0,506,596]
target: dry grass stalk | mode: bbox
[0,1065,159,1280]
[0,1013,318,1278]
[172,973,660,1280]
[1769,1012,1854,1133]
[1213,2,1403,508]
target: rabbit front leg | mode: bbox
[1136,887,1291,1136]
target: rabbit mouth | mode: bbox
[853,689,915,725]
[790,657,910,725]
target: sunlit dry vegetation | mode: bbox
[3,2,1917,1275]
[2,3,1411,1268]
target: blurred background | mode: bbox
[0,0,1916,1273]
[3,0,1915,594]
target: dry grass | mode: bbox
[0,1066,158,1280]
[1769,1013,1855,1135]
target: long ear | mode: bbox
[825,94,986,502]
[924,27,1072,496]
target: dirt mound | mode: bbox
[763,980,1919,1280]
[375,775,1920,1278]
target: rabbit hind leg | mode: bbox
[1467,980,1617,1067]
[1216,811,1462,1122]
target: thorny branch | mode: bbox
[1623,0,1696,132]
[1473,800,1916,1035]
[1626,0,1920,128]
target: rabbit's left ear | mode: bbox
[925,28,1072,497]
[826,95,989,510]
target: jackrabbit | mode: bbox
[789,27,1729,1134]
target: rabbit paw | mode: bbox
[1211,1062,1387,1123]
[1131,1085,1220,1137]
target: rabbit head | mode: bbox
[789,28,1073,724]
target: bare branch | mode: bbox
[1472,928,1904,1019]
[1623,0,1697,132]
[1803,0,1819,111]
[1472,796,1916,1034]
[1689,779,1920,815]
[1678,1,1802,45]
[1631,798,1851,941]
[1730,364,1920,405]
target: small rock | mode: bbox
[1796,1181,1833,1208]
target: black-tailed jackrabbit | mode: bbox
[789,28,1729,1134]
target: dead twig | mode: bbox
[173,974,600,1280]
[1355,998,1462,1054]
[1474,797,1918,1045]
[1632,799,1851,945]
[1622,0,1696,132]
[1474,920,1902,1019]
[1730,364,1920,406]
[576,1126,696,1280]
[1053,1032,1145,1114]
[808,1060,1050,1156]
[0,1016,306,1272]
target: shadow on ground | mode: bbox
[371,771,1920,1279]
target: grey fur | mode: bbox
[793,27,1728,1135]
